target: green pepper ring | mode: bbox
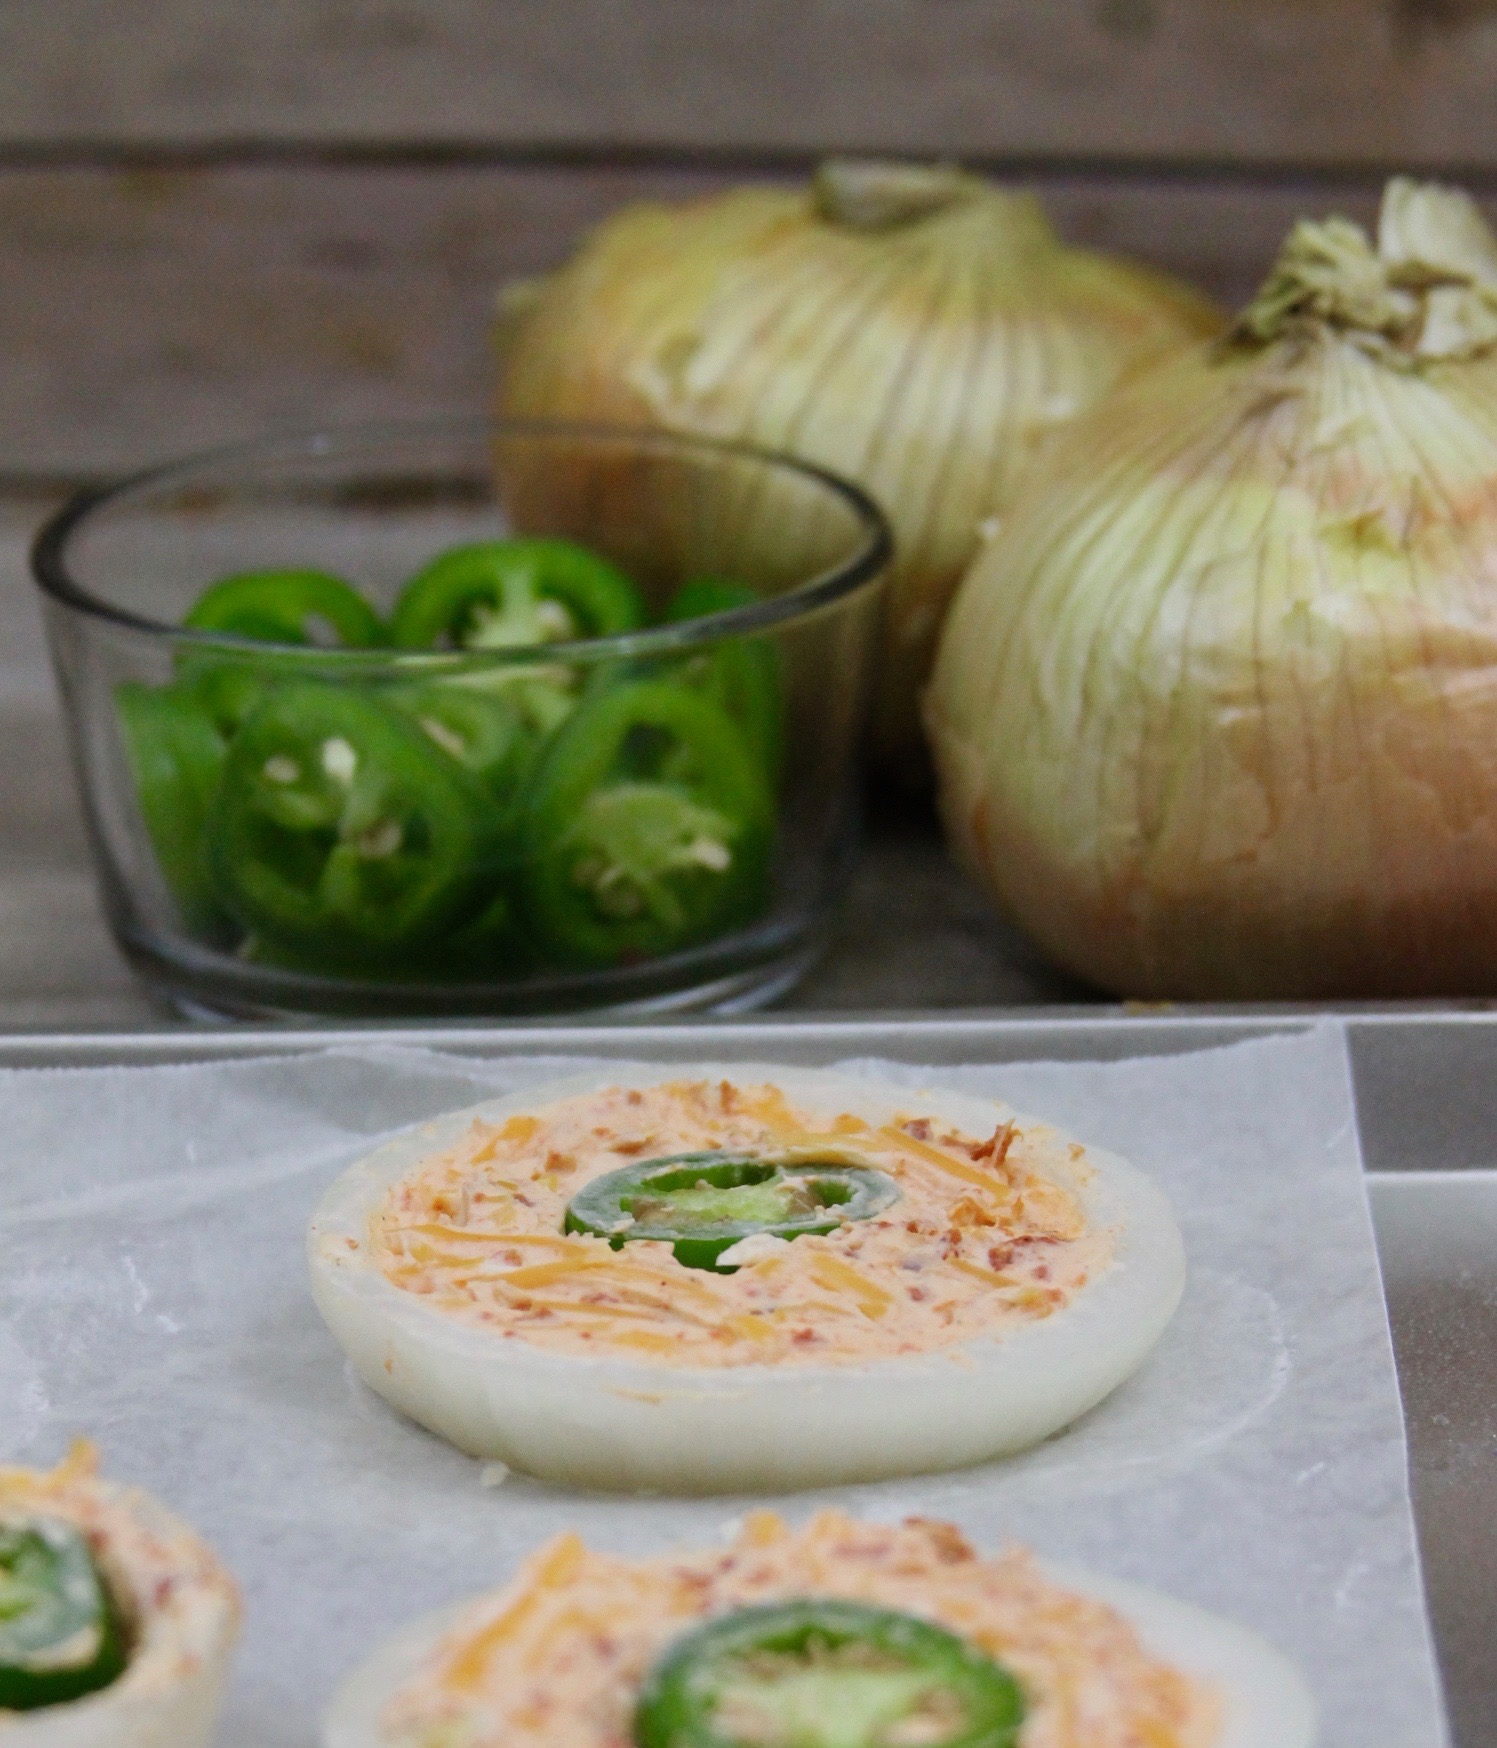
[519,677,775,970]
[207,682,496,961]
[183,568,386,647]
[665,576,786,777]
[0,1516,128,1712]
[115,681,229,936]
[389,538,647,648]
[633,1599,1026,1748]
[564,1152,900,1271]
[177,568,387,738]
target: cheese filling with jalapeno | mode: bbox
[323,1512,1310,1748]
[0,1442,239,1745]
[358,1077,1110,1364]
[309,1065,1185,1490]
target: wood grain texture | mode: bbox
[0,161,1397,478]
[2,0,1497,169]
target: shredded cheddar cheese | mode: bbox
[361,1080,1111,1367]
[379,1512,1219,1748]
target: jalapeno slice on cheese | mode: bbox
[565,1152,900,1271]
[633,1599,1025,1748]
[0,1516,127,1711]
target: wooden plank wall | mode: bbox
[4,0,1497,165]
[4,0,1497,482]
[0,167,1393,482]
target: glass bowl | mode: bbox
[32,418,890,1019]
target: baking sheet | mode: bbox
[0,1022,1445,1746]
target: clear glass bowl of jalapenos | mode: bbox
[31,419,890,1017]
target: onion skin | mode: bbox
[494,165,1222,784]
[927,227,1497,998]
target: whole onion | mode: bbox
[927,178,1497,999]
[495,160,1221,783]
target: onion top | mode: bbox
[495,160,1221,783]
[928,178,1497,999]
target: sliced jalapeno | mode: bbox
[390,539,647,650]
[634,1600,1025,1748]
[383,682,536,800]
[115,682,229,934]
[184,569,385,647]
[565,1153,899,1270]
[519,679,774,969]
[207,683,492,962]
[665,577,785,777]
[0,1517,127,1712]
[180,568,385,735]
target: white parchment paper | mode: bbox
[0,1023,1445,1747]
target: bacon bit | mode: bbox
[986,1235,1052,1271]
[611,1138,649,1156]
[719,1079,739,1113]
[907,1286,927,1302]
[1035,1263,1051,1281]
[971,1121,1017,1168]
[901,1117,933,1142]
[792,1327,818,1344]
[545,1150,576,1174]
[906,1517,976,1563]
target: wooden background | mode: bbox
[4,0,1497,1027]
[5,0,1497,484]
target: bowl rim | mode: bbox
[30,415,893,664]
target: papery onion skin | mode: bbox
[928,180,1497,999]
[494,163,1222,784]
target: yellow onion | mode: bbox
[495,160,1221,782]
[928,178,1497,999]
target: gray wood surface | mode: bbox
[0,163,1405,480]
[2,0,1496,170]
